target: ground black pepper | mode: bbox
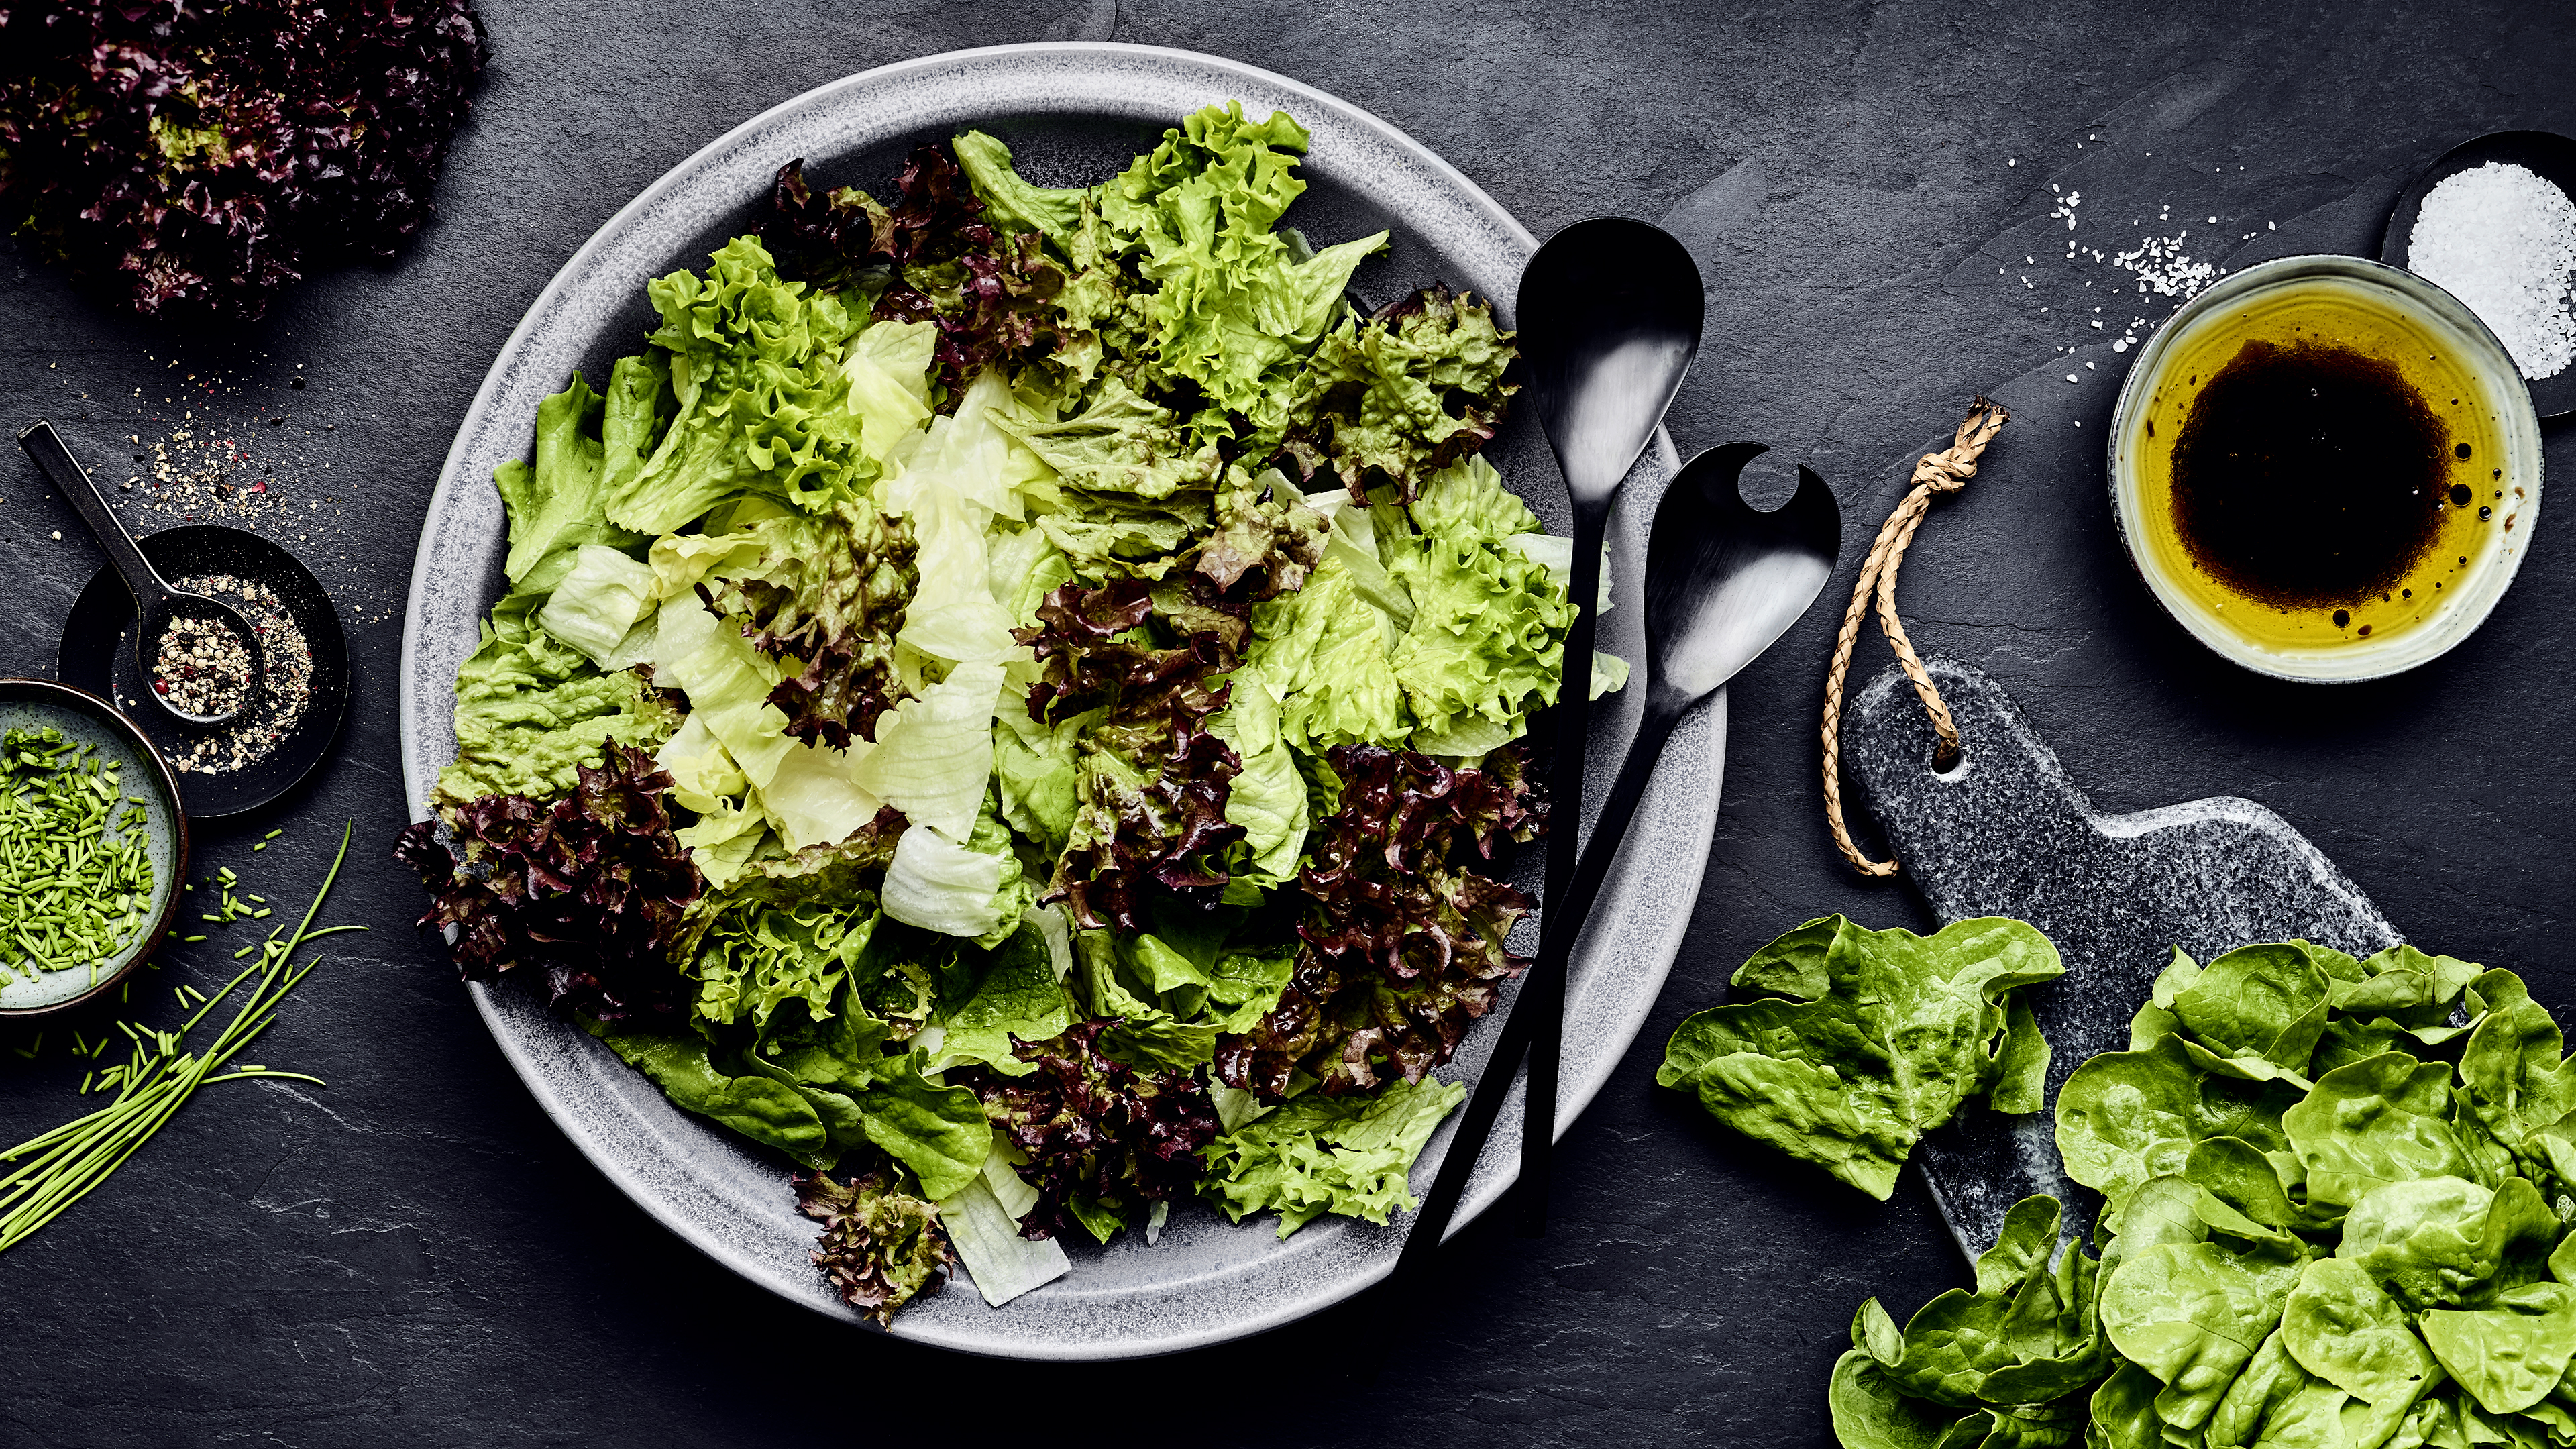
[151,616,255,718]
[156,574,313,775]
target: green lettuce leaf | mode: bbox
[1208,676,1307,884]
[492,366,647,591]
[592,1024,834,1167]
[2337,1174,2557,1311]
[607,235,875,535]
[936,1145,1073,1307]
[1201,1075,1464,1236]
[853,660,1006,839]
[2422,1281,2576,1415]
[1383,499,1575,747]
[434,602,679,808]
[534,543,660,669]
[1865,1197,2108,1411]
[1241,559,1409,751]
[1655,915,2066,1199]
[994,376,1221,499]
[2096,1238,2302,1435]
[851,1050,992,1201]
[2281,1051,2475,1215]
[2054,1036,2302,1212]
[2279,1256,2441,1408]
[924,926,1076,1077]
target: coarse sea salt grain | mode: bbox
[2408,160,2576,380]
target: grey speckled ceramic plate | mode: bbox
[398,42,1725,1360]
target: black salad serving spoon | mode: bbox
[1390,441,1841,1290]
[19,421,266,729]
[1511,217,1704,1232]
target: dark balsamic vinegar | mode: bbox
[2168,339,2451,608]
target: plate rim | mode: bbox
[398,39,1725,1358]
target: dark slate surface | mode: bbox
[2,2,2573,1444]
[1843,655,2400,1256]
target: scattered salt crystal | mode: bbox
[2406,160,2576,380]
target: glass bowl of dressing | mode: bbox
[2108,253,2545,682]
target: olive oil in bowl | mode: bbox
[2110,255,2544,681]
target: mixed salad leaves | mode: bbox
[401,103,1617,1322]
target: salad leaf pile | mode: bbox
[1830,938,2576,1449]
[0,0,488,321]
[1657,914,2064,1199]
[403,103,1617,1321]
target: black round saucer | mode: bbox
[58,525,349,819]
[2380,128,2576,419]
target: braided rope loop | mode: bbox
[1819,398,2010,877]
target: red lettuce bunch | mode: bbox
[394,741,702,1024]
[965,1022,1220,1241]
[0,0,488,321]
[1016,578,1246,934]
[1217,743,1546,1097]
[761,144,1068,402]
[791,1167,955,1326]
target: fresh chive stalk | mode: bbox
[0,822,360,1253]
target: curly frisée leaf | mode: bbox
[396,741,703,1024]
[1201,1074,1463,1236]
[792,1167,956,1326]
[608,236,875,535]
[1283,285,1519,503]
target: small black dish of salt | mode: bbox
[58,525,348,818]
[2381,129,2576,419]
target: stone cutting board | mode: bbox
[1840,655,2401,1259]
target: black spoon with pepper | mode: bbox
[17,421,266,730]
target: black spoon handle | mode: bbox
[1389,692,1690,1287]
[18,421,176,608]
[1518,497,1611,1234]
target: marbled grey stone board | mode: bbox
[1841,655,2401,1259]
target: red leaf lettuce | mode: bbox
[394,741,702,1023]
[1216,742,1545,1096]
[964,1020,1219,1241]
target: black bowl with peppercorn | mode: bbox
[58,526,347,818]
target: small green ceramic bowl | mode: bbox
[0,679,189,1016]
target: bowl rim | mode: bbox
[0,676,191,1017]
[2105,252,2547,684]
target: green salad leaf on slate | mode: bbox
[399,102,1617,1323]
[1828,936,2576,1449]
[1657,915,2065,1199]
